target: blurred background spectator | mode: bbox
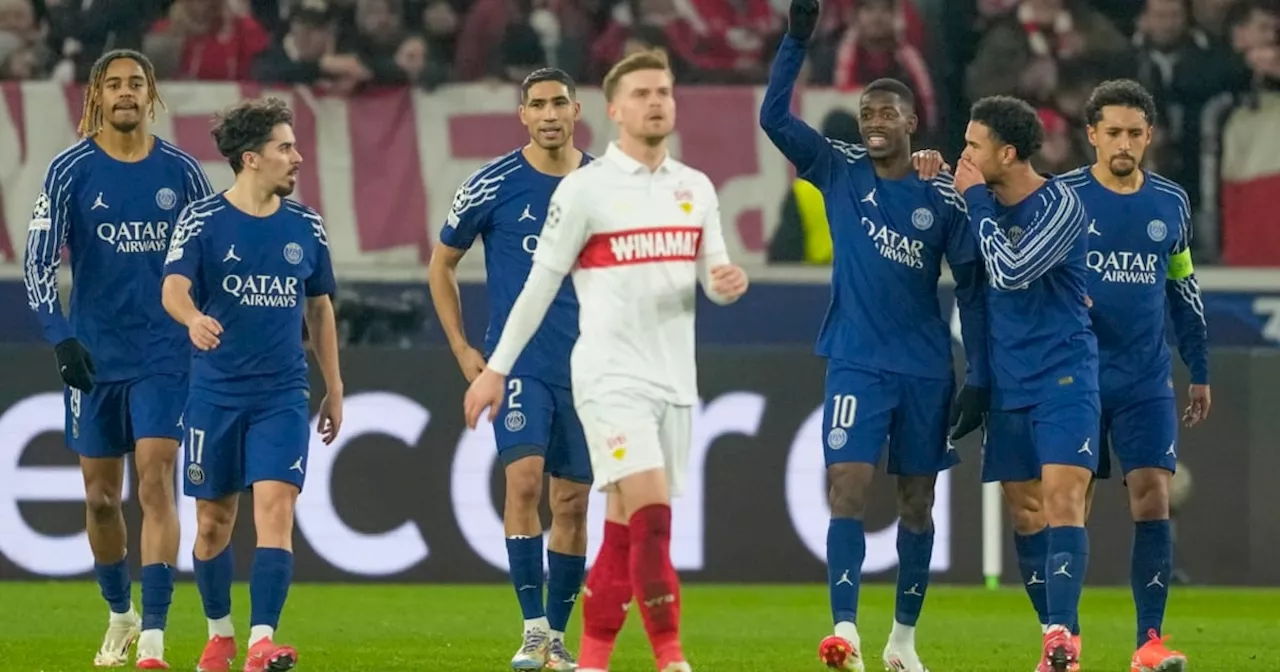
[0,0,1275,263]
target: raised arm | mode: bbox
[963,180,1085,291]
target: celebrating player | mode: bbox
[23,48,212,668]
[427,67,592,671]
[1057,80,1203,672]
[761,2,990,670]
[952,96,1098,672]
[161,97,342,672]
[464,49,749,672]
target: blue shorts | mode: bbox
[1095,396,1179,480]
[65,373,187,458]
[181,395,311,500]
[494,376,592,484]
[822,361,958,475]
[981,393,1102,483]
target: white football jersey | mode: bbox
[534,142,731,404]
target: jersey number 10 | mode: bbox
[831,394,857,429]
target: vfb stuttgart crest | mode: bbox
[674,187,694,214]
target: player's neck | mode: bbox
[522,143,582,177]
[1090,162,1144,194]
[991,164,1046,206]
[94,127,153,163]
[224,181,282,218]
[616,135,667,172]
[871,151,913,180]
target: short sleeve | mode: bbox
[305,215,337,297]
[439,172,495,250]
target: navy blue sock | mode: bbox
[545,550,586,633]
[506,536,546,621]
[894,525,934,627]
[141,563,174,630]
[827,518,866,625]
[1046,526,1089,627]
[94,558,132,614]
[193,545,234,620]
[1014,528,1050,626]
[249,548,293,629]
[1132,519,1172,647]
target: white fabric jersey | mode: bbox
[487,142,733,405]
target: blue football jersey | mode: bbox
[962,176,1099,410]
[1061,167,1209,402]
[439,148,590,388]
[24,137,213,382]
[760,34,989,385]
[163,195,337,408]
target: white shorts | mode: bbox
[575,388,692,496]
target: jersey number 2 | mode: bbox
[507,379,523,410]
[831,394,857,429]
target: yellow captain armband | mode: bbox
[1168,248,1194,280]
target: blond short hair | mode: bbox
[602,49,674,101]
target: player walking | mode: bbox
[161,97,343,672]
[427,67,592,671]
[464,49,749,672]
[763,2,990,670]
[1059,80,1204,672]
[953,96,1098,672]
[23,48,213,669]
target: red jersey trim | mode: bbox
[578,226,703,269]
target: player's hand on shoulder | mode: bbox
[710,264,749,303]
[54,337,96,392]
[188,314,223,351]
[911,150,951,180]
[453,345,487,383]
[463,367,506,429]
[317,390,343,444]
[954,157,986,195]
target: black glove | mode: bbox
[948,385,990,441]
[788,0,820,42]
[55,337,96,393]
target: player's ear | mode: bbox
[906,112,918,135]
[572,100,582,121]
[1085,124,1098,148]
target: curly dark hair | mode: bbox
[970,95,1044,161]
[211,97,294,174]
[1083,79,1158,127]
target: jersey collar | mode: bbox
[604,141,676,175]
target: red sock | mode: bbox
[629,504,683,665]
[580,521,632,669]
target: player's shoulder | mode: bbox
[281,197,323,222]
[178,192,225,220]
[1054,166,1093,192]
[555,155,610,193]
[664,158,716,191]
[826,138,868,164]
[152,137,204,172]
[460,148,526,189]
[1145,171,1190,207]
[1043,173,1085,205]
[921,171,967,213]
[43,138,97,180]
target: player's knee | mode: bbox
[504,456,544,511]
[1128,471,1171,521]
[549,483,589,526]
[85,485,123,522]
[196,503,236,544]
[895,480,936,533]
[827,463,873,519]
[136,472,175,515]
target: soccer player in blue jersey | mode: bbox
[161,97,342,672]
[426,67,591,671]
[952,95,1097,672]
[1057,80,1204,672]
[761,3,990,670]
[22,48,213,669]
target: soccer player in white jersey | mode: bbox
[463,49,749,672]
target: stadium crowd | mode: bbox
[0,0,1275,261]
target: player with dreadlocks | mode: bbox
[23,48,213,669]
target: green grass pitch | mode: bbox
[0,582,1274,671]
